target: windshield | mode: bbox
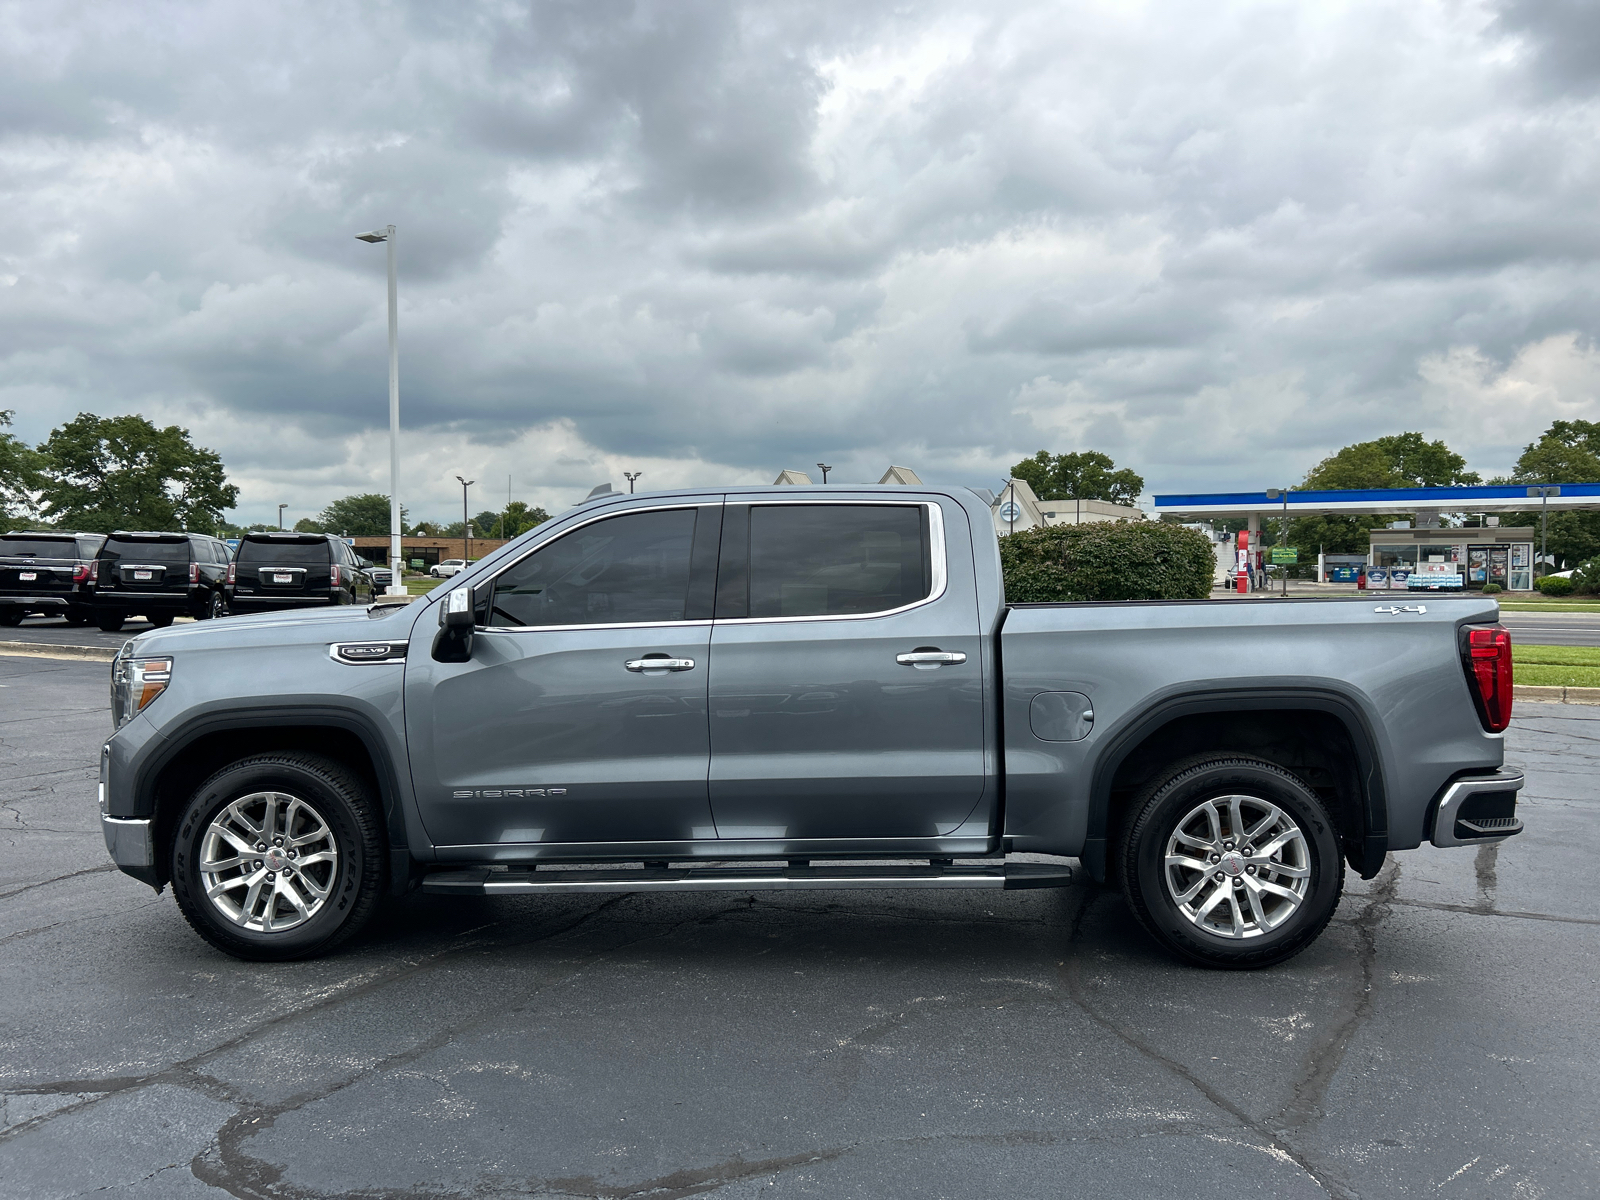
[100,538,192,565]
[0,538,81,559]
[238,539,329,565]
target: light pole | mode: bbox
[457,475,476,563]
[816,463,831,483]
[356,224,405,594]
[1265,487,1290,596]
[623,471,642,494]
[1527,486,1560,576]
[277,503,287,531]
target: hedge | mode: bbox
[1535,574,1575,596]
[999,520,1217,603]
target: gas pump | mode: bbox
[1236,530,1250,594]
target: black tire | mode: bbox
[147,612,175,628]
[1117,754,1344,970]
[64,610,89,626]
[96,613,124,633]
[197,591,225,620]
[171,752,386,961]
[0,610,23,626]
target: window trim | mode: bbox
[474,502,715,635]
[715,499,947,626]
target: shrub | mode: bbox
[1000,520,1217,603]
[1481,583,1502,594]
[1568,558,1600,594]
[1535,574,1575,596]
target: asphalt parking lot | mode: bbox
[1,654,1596,1200]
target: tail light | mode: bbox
[1462,624,1513,733]
[89,559,99,582]
[73,564,89,582]
[226,561,236,585]
[189,561,201,584]
[330,564,342,587]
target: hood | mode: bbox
[124,600,424,656]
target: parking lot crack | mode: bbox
[0,863,119,901]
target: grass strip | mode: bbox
[1515,663,1600,687]
[1511,644,1600,666]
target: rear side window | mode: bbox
[743,505,930,619]
[100,538,192,565]
[239,537,331,565]
[488,509,697,627]
[0,538,79,558]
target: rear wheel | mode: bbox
[64,610,89,626]
[0,610,22,626]
[96,613,124,633]
[197,592,225,620]
[147,612,175,628]
[170,753,385,961]
[1118,755,1344,969]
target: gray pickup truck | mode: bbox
[100,485,1523,968]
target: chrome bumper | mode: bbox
[1431,769,1525,848]
[102,815,153,867]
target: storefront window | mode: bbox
[1372,545,1419,569]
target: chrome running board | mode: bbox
[421,861,1071,896]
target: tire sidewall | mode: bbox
[171,760,371,958]
[1129,760,1342,967]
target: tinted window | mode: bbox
[100,538,192,565]
[0,538,80,559]
[747,505,929,618]
[239,538,331,565]
[489,509,697,627]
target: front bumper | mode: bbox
[101,815,159,886]
[1430,768,1525,847]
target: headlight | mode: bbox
[111,654,173,729]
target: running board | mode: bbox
[421,862,1071,896]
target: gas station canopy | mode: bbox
[1153,482,1600,519]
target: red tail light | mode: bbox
[1463,624,1513,733]
[73,564,89,582]
[330,564,342,587]
[226,561,236,585]
[89,559,99,582]
[190,561,201,584]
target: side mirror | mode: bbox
[433,586,476,662]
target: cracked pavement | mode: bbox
[0,654,1596,1199]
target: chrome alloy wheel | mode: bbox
[1163,794,1310,939]
[200,791,339,933]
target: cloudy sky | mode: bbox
[2,0,1598,524]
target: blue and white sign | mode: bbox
[1409,572,1464,590]
[997,501,1023,522]
[1366,568,1388,588]
[1390,569,1410,588]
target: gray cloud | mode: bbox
[2,0,1598,523]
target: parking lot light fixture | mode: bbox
[623,471,641,494]
[817,463,831,483]
[1527,486,1561,575]
[457,475,475,563]
[356,224,406,595]
[277,504,287,531]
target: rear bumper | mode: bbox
[228,593,337,611]
[1430,769,1525,847]
[101,815,159,886]
[0,595,71,610]
[96,591,192,610]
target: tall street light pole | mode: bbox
[356,225,405,595]
[457,475,476,564]
[816,463,831,483]
[277,503,287,531]
[1265,488,1289,596]
[1527,485,1560,576]
[623,471,641,494]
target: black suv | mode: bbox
[92,532,232,631]
[226,532,374,614]
[0,532,106,626]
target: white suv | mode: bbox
[429,559,467,578]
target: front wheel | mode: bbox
[1118,755,1344,969]
[170,753,385,960]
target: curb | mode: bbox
[1515,684,1600,706]
[0,641,119,663]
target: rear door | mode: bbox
[0,537,79,599]
[706,498,987,842]
[405,502,722,850]
[97,535,191,597]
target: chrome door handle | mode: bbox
[896,650,966,669]
[625,657,696,673]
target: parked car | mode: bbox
[363,559,394,590]
[91,531,231,631]
[100,485,1522,966]
[225,533,373,614]
[430,559,467,578]
[0,531,106,626]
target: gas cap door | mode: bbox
[1029,691,1095,742]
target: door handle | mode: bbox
[896,650,967,669]
[625,657,696,673]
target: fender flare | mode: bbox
[136,703,412,877]
[1080,683,1390,882]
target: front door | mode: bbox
[406,504,721,850]
[706,499,987,843]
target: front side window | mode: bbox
[488,508,698,628]
[746,505,930,618]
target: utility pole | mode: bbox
[1528,486,1560,576]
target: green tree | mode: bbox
[292,517,325,533]
[37,413,238,533]
[1508,419,1600,569]
[0,410,44,530]
[498,501,550,538]
[313,493,406,537]
[1011,450,1144,506]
